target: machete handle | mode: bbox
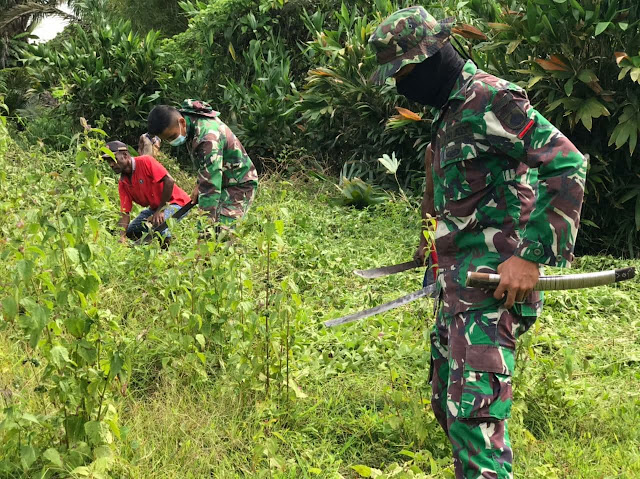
[466,267,636,291]
[466,272,501,289]
[615,267,636,282]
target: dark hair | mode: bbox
[147,105,182,135]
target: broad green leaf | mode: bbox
[70,466,91,476]
[1,296,18,320]
[595,22,610,36]
[527,0,538,34]
[351,465,373,477]
[577,98,610,131]
[94,445,113,462]
[50,346,71,369]
[21,413,40,424]
[274,219,284,236]
[569,0,584,15]
[507,39,522,54]
[577,69,598,83]
[619,66,631,80]
[195,334,205,349]
[43,448,63,468]
[351,465,383,477]
[20,445,37,470]
[528,76,544,89]
[196,351,206,364]
[17,260,33,282]
[564,78,574,96]
[109,351,124,379]
[541,15,555,36]
[287,378,308,398]
[85,421,113,446]
[65,247,80,265]
[618,190,638,204]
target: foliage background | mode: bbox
[1,2,640,474]
[4,0,637,255]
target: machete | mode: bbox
[151,201,197,233]
[324,283,437,328]
[466,267,635,291]
[325,268,636,329]
[354,259,422,279]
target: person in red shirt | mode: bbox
[102,141,192,244]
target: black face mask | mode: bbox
[396,42,466,109]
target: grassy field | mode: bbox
[1,134,639,478]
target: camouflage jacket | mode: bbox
[179,100,258,202]
[431,61,587,315]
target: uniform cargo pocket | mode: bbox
[458,345,514,420]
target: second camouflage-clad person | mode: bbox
[147,100,258,230]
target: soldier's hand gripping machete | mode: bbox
[466,267,635,290]
[325,267,636,328]
[151,200,197,233]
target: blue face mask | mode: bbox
[169,135,186,146]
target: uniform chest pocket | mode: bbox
[440,122,475,167]
[438,132,493,203]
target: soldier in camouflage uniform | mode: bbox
[369,7,587,478]
[147,100,258,228]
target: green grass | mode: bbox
[1,137,640,478]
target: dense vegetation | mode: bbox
[1,0,639,254]
[1,119,639,478]
[1,0,640,477]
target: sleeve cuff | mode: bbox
[514,239,573,267]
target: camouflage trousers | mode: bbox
[198,181,257,226]
[430,305,536,479]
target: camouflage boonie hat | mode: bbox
[369,6,454,85]
[179,99,219,119]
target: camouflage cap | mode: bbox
[369,6,454,85]
[179,99,219,119]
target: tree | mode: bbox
[0,1,75,67]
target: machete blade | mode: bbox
[324,283,437,328]
[152,201,197,233]
[354,259,422,279]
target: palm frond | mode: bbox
[0,2,76,34]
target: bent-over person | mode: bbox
[102,140,192,245]
[147,100,258,231]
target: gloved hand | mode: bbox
[138,133,161,157]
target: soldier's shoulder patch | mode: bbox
[492,90,528,131]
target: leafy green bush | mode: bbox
[335,177,388,209]
[0,127,131,476]
[465,0,640,256]
[292,2,432,186]
[23,19,169,144]
[107,0,188,36]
